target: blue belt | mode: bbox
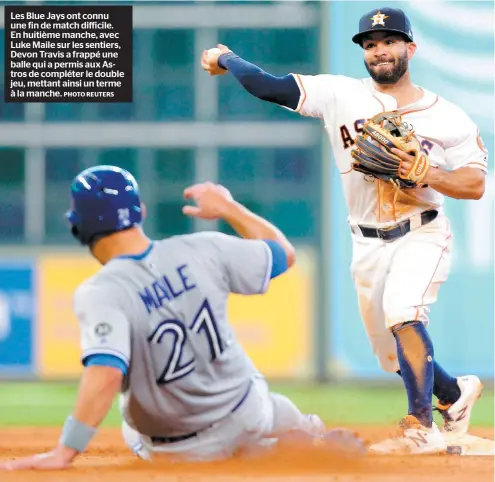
[150,380,253,444]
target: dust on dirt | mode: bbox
[0,426,493,482]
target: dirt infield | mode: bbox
[0,426,493,482]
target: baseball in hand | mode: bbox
[207,47,223,58]
[202,47,229,76]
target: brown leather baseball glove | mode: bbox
[350,111,430,188]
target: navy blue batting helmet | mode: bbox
[66,165,142,246]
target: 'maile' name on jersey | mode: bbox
[73,232,272,438]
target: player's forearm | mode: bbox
[423,166,485,200]
[222,201,295,265]
[56,366,123,461]
[71,366,123,426]
[218,53,300,109]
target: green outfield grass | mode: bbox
[0,382,493,428]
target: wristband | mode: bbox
[59,415,98,453]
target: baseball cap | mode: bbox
[352,7,414,45]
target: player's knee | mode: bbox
[367,332,400,373]
[376,354,400,373]
[269,392,308,434]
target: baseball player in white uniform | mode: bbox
[1,166,366,471]
[201,6,487,454]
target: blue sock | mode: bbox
[392,321,434,427]
[396,362,461,406]
[433,361,461,406]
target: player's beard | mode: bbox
[365,51,409,84]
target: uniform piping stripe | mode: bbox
[414,219,452,321]
[372,94,386,221]
[372,93,386,112]
[401,96,439,116]
[294,74,307,113]
[260,241,273,294]
[463,162,488,171]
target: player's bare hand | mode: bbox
[201,44,232,76]
[0,448,74,471]
[183,182,235,220]
[391,147,431,184]
[391,148,415,178]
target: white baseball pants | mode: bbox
[120,374,323,461]
[350,213,453,373]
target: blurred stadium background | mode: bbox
[0,0,492,428]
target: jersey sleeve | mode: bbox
[198,232,273,295]
[73,282,131,368]
[285,73,337,118]
[444,115,489,173]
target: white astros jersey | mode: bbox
[73,232,272,438]
[289,74,488,226]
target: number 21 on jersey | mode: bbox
[148,298,224,384]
